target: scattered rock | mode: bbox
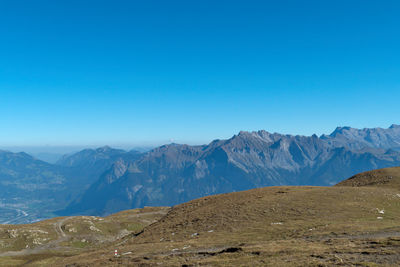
[68,227,77,233]
[89,225,101,232]
[7,229,19,238]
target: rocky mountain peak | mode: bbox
[330,126,354,137]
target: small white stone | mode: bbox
[89,225,101,232]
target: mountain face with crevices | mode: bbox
[321,124,400,150]
[60,125,400,216]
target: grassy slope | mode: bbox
[0,207,169,266]
[2,167,400,266]
[336,167,400,189]
[58,167,400,266]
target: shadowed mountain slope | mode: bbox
[0,150,68,199]
[61,125,400,216]
[56,146,142,188]
[0,150,77,223]
[57,146,127,169]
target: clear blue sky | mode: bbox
[1,0,399,146]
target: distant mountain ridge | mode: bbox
[59,124,400,216]
[55,146,142,191]
[0,148,142,223]
[56,146,127,167]
[1,125,400,221]
[321,124,400,150]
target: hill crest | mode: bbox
[336,166,400,189]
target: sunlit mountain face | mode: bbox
[59,125,400,216]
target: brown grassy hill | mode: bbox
[61,183,400,266]
[2,167,400,266]
[0,207,169,266]
[336,167,400,189]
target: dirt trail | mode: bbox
[0,210,169,257]
[54,216,75,238]
[0,217,76,257]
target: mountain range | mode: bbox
[1,125,399,222]
[59,124,400,216]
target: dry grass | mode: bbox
[0,207,169,266]
[336,167,400,189]
[2,167,400,266]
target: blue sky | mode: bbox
[0,0,399,146]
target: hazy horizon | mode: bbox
[1,123,398,153]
